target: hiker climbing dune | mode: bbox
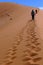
[31,9,38,20]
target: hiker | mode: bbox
[35,10,37,14]
[31,10,35,20]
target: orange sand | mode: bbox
[0,3,43,65]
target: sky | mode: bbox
[0,0,43,8]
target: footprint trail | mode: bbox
[1,20,42,65]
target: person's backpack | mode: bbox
[35,10,37,14]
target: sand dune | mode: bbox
[0,2,43,65]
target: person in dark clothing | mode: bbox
[31,10,35,20]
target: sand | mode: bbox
[0,3,43,65]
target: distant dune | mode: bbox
[0,2,43,65]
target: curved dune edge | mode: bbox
[0,3,43,65]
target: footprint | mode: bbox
[16,39,21,45]
[6,48,13,55]
[31,35,36,38]
[11,51,16,55]
[31,64,39,65]
[30,52,38,57]
[15,34,23,45]
[31,38,39,42]
[32,40,38,43]
[30,32,36,35]
[34,38,39,40]
[31,37,36,39]
[17,42,20,45]
[30,30,36,33]
[4,55,11,59]
[35,47,41,52]
[26,44,31,47]
[31,33,35,35]
[24,61,32,65]
[22,56,31,62]
[35,43,40,46]
[6,13,10,16]
[8,48,12,51]
[24,61,39,65]
[12,47,17,51]
[5,60,13,65]
[12,48,17,52]
[12,46,17,49]
[22,54,28,57]
[31,42,40,46]
[10,18,12,20]
[25,39,30,41]
[18,34,23,41]
[33,57,42,62]
[2,45,17,64]
[3,59,13,64]
[31,45,36,49]
[24,49,31,53]
[11,56,16,60]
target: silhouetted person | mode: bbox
[31,10,35,20]
[35,10,37,14]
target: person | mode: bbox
[35,10,37,14]
[31,10,35,20]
